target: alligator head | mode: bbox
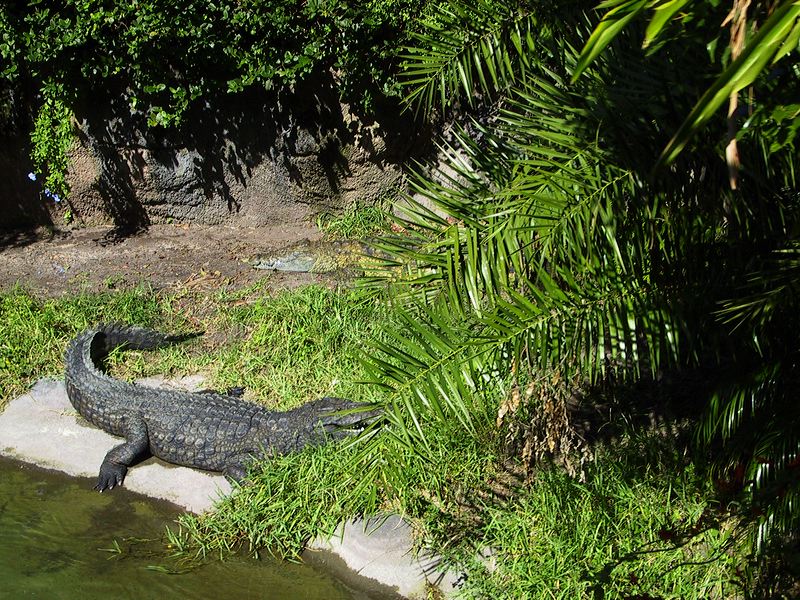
[314,400,384,441]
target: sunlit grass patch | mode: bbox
[179,285,387,408]
[0,284,168,406]
[175,444,378,559]
[443,436,748,600]
[317,200,392,240]
[174,408,752,599]
[0,284,384,412]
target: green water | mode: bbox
[0,457,366,600]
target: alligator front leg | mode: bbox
[95,417,150,492]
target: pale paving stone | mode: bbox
[0,377,231,513]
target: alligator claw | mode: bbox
[95,463,127,492]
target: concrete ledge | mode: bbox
[307,515,462,599]
[0,377,231,512]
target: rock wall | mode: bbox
[2,74,422,231]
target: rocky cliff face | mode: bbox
[2,75,422,231]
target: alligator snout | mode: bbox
[319,403,384,437]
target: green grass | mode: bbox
[0,284,384,411]
[174,444,379,559]
[316,200,392,240]
[0,284,170,406]
[439,436,748,599]
[198,285,387,408]
[0,284,776,597]
[175,416,755,599]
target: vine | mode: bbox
[30,83,75,207]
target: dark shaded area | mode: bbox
[66,71,419,240]
[76,106,150,236]
[1,68,424,241]
[0,227,54,251]
[0,137,53,233]
[0,82,54,233]
[570,367,712,450]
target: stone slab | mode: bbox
[0,377,231,513]
[307,515,462,599]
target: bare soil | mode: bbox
[0,223,329,297]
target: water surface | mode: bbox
[0,457,369,599]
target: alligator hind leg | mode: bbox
[95,417,150,492]
[222,453,256,483]
[197,386,246,398]
[222,464,248,483]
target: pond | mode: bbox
[0,457,379,599]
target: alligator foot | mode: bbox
[95,461,128,492]
[222,454,256,484]
[94,419,149,492]
[222,465,248,483]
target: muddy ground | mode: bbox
[0,223,330,296]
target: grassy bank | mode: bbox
[0,283,384,411]
[0,284,785,598]
[0,285,168,406]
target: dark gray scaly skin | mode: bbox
[64,323,380,491]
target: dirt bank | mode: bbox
[0,223,330,296]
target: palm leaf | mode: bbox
[716,243,800,333]
[573,0,650,80]
[400,0,536,114]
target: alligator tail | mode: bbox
[94,322,197,353]
[68,323,201,369]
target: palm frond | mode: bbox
[360,302,496,451]
[700,362,800,551]
[716,242,800,334]
[400,0,537,114]
[367,46,687,422]
[357,0,800,558]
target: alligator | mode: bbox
[249,238,390,274]
[64,323,380,491]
